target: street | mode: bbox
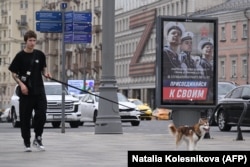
[1,120,250,140]
[1,119,250,167]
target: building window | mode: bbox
[231,60,237,77]
[221,26,226,41]
[172,4,174,16]
[20,1,28,9]
[243,24,248,39]
[242,59,247,78]
[220,60,225,78]
[231,25,237,40]
[176,2,179,15]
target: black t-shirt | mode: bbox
[9,49,47,95]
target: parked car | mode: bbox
[10,82,81,128]
[213,85,250,131]
[0,108,11,122]
[152,108,172,120]
[217,81,237,100]
[79,92,141,126]
[128,98,152,120]
[206,81,237,125]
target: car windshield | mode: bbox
[45,85,68,95]
[218,83,236,95]
[94,92,128,102]
[133,99,143,105]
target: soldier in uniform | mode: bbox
[198,37,214,102]
[163,22,185,80]
[198,38,214,77]
[179,31,205,77]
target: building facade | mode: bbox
[0,0,43,110]
[115,0,227,108]
[193,0,250,85]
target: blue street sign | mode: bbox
[65,23,92,33]
[61,3,67,9]
[36,22,62,33]
[65,11,92,23]
[64,33,92,43]
[36,11,62,21]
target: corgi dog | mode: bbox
[168,118,210,151]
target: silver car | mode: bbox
[79,92,141,126]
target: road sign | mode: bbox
[36,11,62,21]
[64,33,92,43]
[65,11,92,23]
[36,22,62,33]
[61,3,67,9]
[65,23,92,33]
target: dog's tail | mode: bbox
[168,123,177,136]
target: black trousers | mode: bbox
[19,94,47,145]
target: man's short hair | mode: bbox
[24,30,37,42]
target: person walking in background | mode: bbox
[8,30,51,152]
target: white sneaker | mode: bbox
[33,136,45,151]
[24,147,32,152]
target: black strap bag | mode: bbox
[16,51,36,97]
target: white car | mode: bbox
[79,92,141,126]
[0,108,11,122]
[10,82,81,128]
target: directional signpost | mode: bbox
[35,3,92,133]
[35,8,92,44]
[36,11,63,33]
[64,11,92,43]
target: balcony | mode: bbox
[92,25,101,33]
[1,10,7,15]
[79,62,91,74]
[85,44,92,52]
[70,63,78,73]
[0,23,8,29]
[94,6,101,16]
[16,20,28,30]
[91,61,101,73]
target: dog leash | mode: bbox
[44,75,134,109]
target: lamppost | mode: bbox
[77,44,87,91]
[94,0,123,134]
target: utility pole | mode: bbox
[95,0,123,134]
[82,44,87,91]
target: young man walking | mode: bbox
[9,30,51,152]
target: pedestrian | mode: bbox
[8,30,51,152]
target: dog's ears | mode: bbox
[198,118,207,123]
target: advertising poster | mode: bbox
[68,79,95,94]
[156,16,218,109]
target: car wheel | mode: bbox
[52,122,61,128]
[131,121,140,126]
[146,117,152,120]
[93,110,98,123]
[70,121,79,128]
[206,108,216,126]
[11,109,20,128]
[217,110,231,131]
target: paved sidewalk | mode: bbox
[0,130,250,167]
